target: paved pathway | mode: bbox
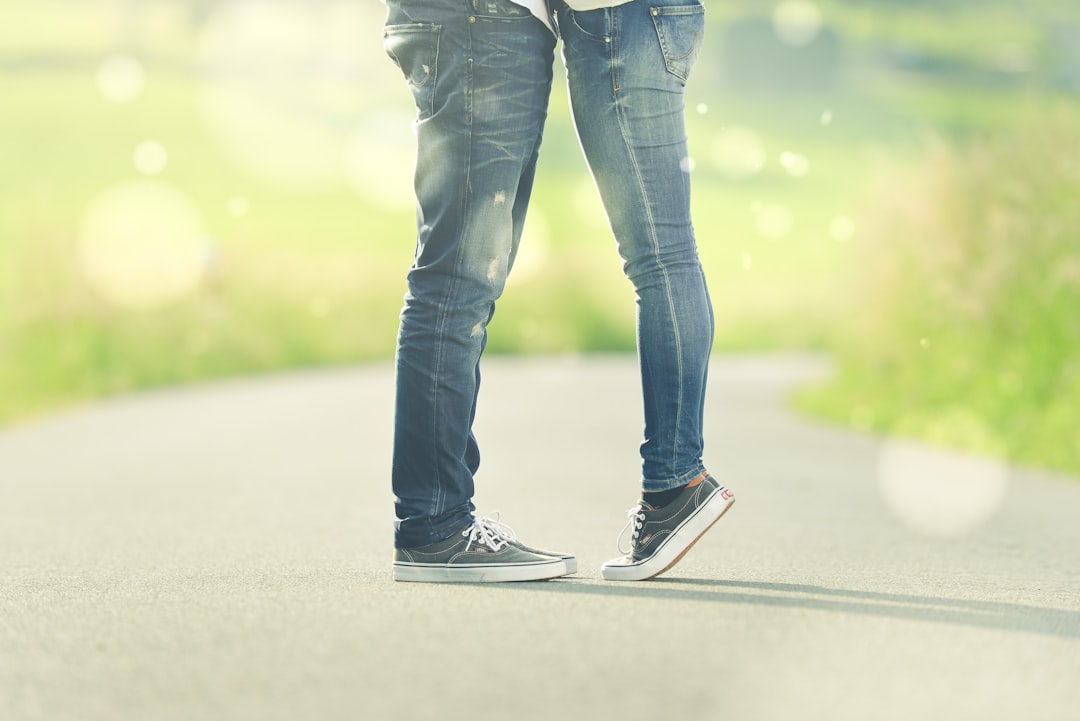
[2,354,1078,721]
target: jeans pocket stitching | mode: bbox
[567,8,610,43]
[384,23,442,118]
[650,5,704,82]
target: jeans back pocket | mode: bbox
[649,4,704,83]
[384,23,442,119]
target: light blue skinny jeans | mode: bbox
[384,0,713,548]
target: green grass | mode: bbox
[796,105,1080,474]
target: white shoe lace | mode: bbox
[461,512,514,552]
[478,511,518,542]
[616,504,646,554]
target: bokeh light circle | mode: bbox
[829,215,856,241]
[78,180,211,310]
[753,202,793,239]
[133,140,168,176]
[779,151,809,178]
[772,1,823,47]
[96,54,145,103]
[878,439,1008,537]
[196,0,407,194]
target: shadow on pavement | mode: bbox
[487,576,1080,640]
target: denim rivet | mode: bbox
[650,8,658,15]
[605,37,611,43]
[468,15,476,22]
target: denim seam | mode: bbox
[424,23,478,528]
[611,5,685,482]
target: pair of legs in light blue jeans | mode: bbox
[384,0,713,549]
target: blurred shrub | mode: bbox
[800,106,1080,474]
[719,16,842,93]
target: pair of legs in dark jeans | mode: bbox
[384,0,731,582]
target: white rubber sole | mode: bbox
[600,487,735,582]
[393,558,570,583]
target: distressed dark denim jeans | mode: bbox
[384,0,556,548]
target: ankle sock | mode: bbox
[642,485,686,508]
[642,473,707,508]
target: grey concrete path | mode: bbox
[1,354,1078,721]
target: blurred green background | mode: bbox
[1,0,1077,473]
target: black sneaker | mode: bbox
[393,515,570,583]
[601,474,734,581]
[481,511,578,575]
